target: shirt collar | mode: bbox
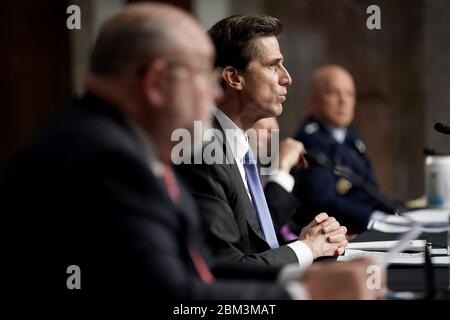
[127,119,163,177]
[325,124,347,144]
[213,107,249,162]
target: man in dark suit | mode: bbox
[177,15,349,269]
[251,117,306,242]
[291,65,397,234]
[1,4,382,301]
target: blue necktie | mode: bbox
[243,149,279,249]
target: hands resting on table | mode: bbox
[299,213,386,299]
[300,212,349,259]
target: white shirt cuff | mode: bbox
[286,240,314,270]
[284,282,311,300]
[266,170,295,192]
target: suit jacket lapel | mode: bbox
[212,117,267,242]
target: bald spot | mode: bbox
[91,3,213,75]
[310,65,355,96]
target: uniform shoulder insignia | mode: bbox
[304,122,319,135]
[354,139,366,154]
[336,177,352,195]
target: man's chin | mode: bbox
[273,104,283,116]
[260,105,282,120]
[336,120,352,128]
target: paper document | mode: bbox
[341,223,424,267]
[343,221,449,266]
[431,248,449,255]
[347,240,426,252]
[379,223,422,266]
[337,249,449,266]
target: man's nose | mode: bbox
[337,91,350,104]
[279,65,292,86]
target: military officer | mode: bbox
[290,65,398,234]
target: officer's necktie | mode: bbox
[160,164,215,284]
[243,150,279,249]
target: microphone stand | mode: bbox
[305,150,404,214]
[424,241,435,300]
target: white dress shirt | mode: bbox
[326,125,347,144]
[263,167,295,192]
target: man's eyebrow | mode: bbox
[266,57,283,65]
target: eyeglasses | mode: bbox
[166,60,222,88]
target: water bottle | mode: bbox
[425,156,450,208]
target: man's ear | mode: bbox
[141,59,168,108]
[222,66,244,90]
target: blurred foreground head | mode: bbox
[309,65,356,128]
[88,3,221,162]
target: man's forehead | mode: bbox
[252,36,283,62]
[324,73,355,90]
[314,67,354,88]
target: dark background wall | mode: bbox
[265,0,427,201]
[0,0,72,163]
[1,0,449,202]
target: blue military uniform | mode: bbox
[290,116,396,233]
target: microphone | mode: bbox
[434,122,450,135]
[304,150,331,167]
[424,241,435,300]
[423,148,448,156]
[423,148,438,156]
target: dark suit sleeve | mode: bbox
[2,148,291,301]
[84,152,292,300]
[177,163,298,267]
[264,181,299,241]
